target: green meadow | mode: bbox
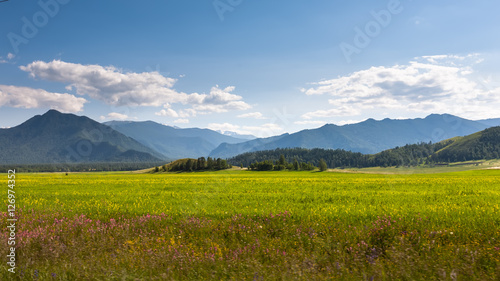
[2,170,500,280]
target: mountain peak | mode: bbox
[43,109,64,116]
[0,111,164,164]
[425,113,457,119]
[38,109,78,122]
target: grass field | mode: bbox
[336,159,500,174]
[2,170,500,280]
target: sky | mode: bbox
[1,0,500,137]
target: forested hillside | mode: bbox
[229,127,500,168]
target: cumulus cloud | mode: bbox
[20,60,251,117]
[237,112,266,119]
[155,108,179,118]
[301,54,500,120]
[20,60,184,107]
[0,85,86,112]
[190,86,252,113]
[19,61,243,109]
[100,112,130,121]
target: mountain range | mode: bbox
[209,114,500,158]
[104,121,252,159]
[227,126,500,169]
[1,110,500,165]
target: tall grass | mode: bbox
[2,170,499,280]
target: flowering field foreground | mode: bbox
[1,170,500,280]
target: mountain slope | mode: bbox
[430,126,500,162]
[0,110,164,164]
[228,127,500,169]
[209,133,290,159]
[104,121,250,159]
[210,114,490,158]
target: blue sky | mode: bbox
[1,0,500,137]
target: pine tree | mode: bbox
[279,154,287,166]
[185,159,193,172]
[319,159,328,171]
[207,157,214,170]
[293,159,299,171]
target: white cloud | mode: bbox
[0,85,86,112]
[419,53,481,65]
[301,54,500,120]
[0,53,15,64]
[20,60,251,116]
[20,60,184,107]
[237,112,266,119]
[156,108,197,118]
[207,122,242,133]
[173,118,189,124]
[100,112,130,121]
[190,86,252,113]
[179,109,197,117]
[208,122,285,138]
[155,108,179,117]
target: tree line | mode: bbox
[248,154,326,171]
[155,157,231,172]
[0,162,165,173]
[227,140,477,169]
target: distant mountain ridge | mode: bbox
[2,111,499,165]
[209,133,290,159]
[476,118,500,127]
[0,110,164,165]
[228,126,500,169]
[104,121,251,159]
[209,114,492,158]
[215,130,256,140]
